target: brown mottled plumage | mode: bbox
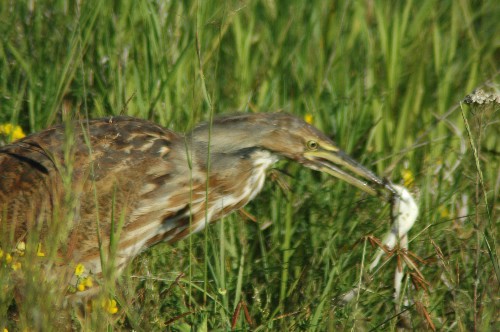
[0,113,394,281]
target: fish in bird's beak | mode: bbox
[304,146,397,199]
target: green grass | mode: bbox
[1,0,499,330]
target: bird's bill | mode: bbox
[304,149,396,198]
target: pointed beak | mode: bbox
[304,148,396,199]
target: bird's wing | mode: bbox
[0,117,185,264]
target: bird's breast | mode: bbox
[246,150,280,200]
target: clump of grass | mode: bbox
[461,88,499,331]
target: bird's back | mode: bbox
[0,116,184,272]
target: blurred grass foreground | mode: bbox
[0,0,499,330]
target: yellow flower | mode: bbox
[36,243,45,257]
[102,298,118,314]
[77,276,94,292]
[401,169,414,188]
[11,261,21,271]
[74,263,85,276]
[16,241,25,251]
[5,253,12,264]
[82,276,93,288]
[304,114,313,124]
[0,123,26,141]
[3,328,8,332]
[16,241,26,256]
[439,206,450,219]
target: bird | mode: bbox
[0,112,396,288]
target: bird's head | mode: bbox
[189,112,395,198]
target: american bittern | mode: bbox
[0,113,395,283]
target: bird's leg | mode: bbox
[231,300,254,330]
[237,208,257,223]
[268,168,292,195]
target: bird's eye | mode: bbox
[306,140,319,150]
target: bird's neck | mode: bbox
[190,149,279,232]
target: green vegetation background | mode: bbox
[0,0,498,330]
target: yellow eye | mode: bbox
[306,140,318,150]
